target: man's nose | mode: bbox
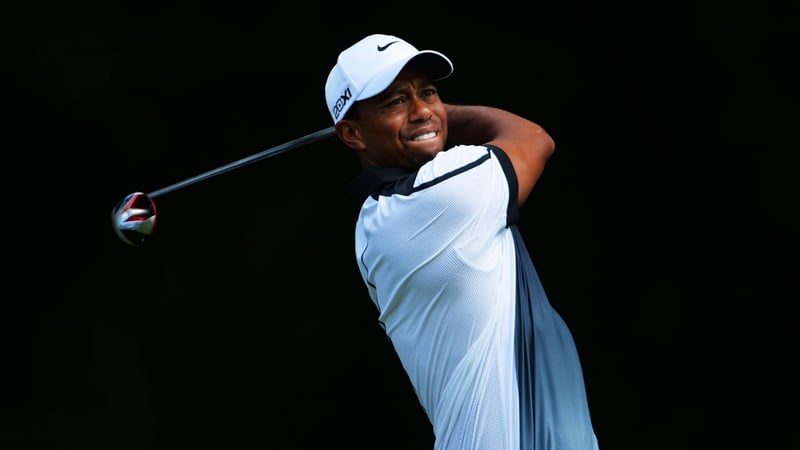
[409,97,433,121]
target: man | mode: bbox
[325,34,599,450]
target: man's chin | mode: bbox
[411,137,445,153]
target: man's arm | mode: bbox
[445,104,555,205]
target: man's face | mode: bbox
[350,66,448,170]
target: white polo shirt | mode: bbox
[348,144,598,450]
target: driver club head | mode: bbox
[111,192,157,247]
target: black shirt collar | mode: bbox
[347,167,414,204]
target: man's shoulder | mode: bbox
[417,144,498,182]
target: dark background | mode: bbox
[4,3,798,450]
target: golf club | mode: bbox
[111,126,337,247]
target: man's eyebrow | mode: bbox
[377,84,411,99]
[381,79,435,98]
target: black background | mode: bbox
[4,3,798,450]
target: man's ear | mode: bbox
[335,120,366,150]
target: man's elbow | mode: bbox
[533,127,555,161]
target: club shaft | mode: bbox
[147,126,336,198]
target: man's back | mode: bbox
[350,144,598,449]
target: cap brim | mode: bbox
[358,50,453,102]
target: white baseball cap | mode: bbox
[325,34,453,124]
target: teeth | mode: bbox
[412,132,436,141]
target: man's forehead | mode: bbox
[380,69,435,95]
[396,63,434,82]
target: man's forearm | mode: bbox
[445,104,538,145]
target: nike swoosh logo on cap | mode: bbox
[377,41,399,51]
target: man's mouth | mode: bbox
[412,131,437,142]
